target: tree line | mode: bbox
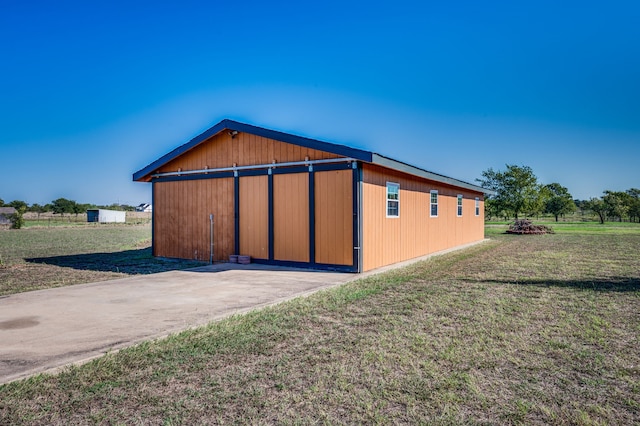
[0,198,139,215]
[0,198,140,228]
[477,164,639,223]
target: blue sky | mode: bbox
[1,1,638,205]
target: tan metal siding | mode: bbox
[314,170,353,265]
[361,164,485,272]
[157,132,341,175]
[239,175,268,259]
[273,173,310,262]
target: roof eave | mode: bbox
[371,153,496,195]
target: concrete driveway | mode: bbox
[0,264,355,384]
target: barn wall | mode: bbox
[153,179,234,262]
[361,164,485,272]
[157,132,341,174]
[314,169,353,265]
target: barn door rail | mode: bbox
[151,157,357,178]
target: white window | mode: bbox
[475,197,480,216]
[430,190,438,217]
[457,194,463,217]
[386,182,399,217]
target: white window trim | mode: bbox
[475,197,480,216]
[430,190,438,217]
[386,182,400,218]
[457,194,463,217]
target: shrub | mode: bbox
[9,207,26,229]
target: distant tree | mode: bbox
[544,183,576,222]
[51,198,76,217]
[72,202,84,217]
[477,164,542,219]
[8,200,28,211]
[29,203,47,220]
[584,198,607,224]
[77,203,96,214]
[603,191,630,222]
[627,188,640,223]
[0,197,4,206]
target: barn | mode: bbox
[133,119,491,272]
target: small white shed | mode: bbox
[87,209,126,223]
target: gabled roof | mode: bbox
[0,207,17,215]
[133,119,492,194]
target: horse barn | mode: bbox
[133,119,491,272]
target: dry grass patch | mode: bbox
[0,225,203,295]
[1,231,639,424]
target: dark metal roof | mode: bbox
[133,119,493,194]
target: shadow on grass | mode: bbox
[26,248,205,275]
[485,277,640,293]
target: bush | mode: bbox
[9,208,25,229]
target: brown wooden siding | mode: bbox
[273,173,310,262]
[154,179,234,262]
[239,175,268,259]
[314,170,353,265]
[361,164,484,271]
[157,131,341,175]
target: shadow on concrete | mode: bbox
[26,248,206,275]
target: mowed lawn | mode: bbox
[1,224,639,424]
[0,225,203,295]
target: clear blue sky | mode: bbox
[1,1,638,205]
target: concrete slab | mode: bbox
[0,264,353,384]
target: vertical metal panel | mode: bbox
[234,175,240,255]
[308,169,315,264]
[353,164,361,271]
[152,181,156,256]
[273,173,309,262]
[239,175,269,259]
[314,169,353,266]
[268,172,274,260]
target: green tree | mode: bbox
[584,198,607,224]
[51,198,77,217]
[627,188,640,222]
[8,200,28,211]
[603,191,630,222]
[476,164,542,219]
[9,206,26,229]
[544,183,576,222]
[0,197,4,206]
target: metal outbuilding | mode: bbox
[87,209,126,223]
[133,119,493,272]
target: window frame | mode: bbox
[430,190,438,217]
[386,182,400,218]
[457,194,463,217]
[475,197,480,216]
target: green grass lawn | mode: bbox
[1,225,638,424]
[0,225,203,295]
